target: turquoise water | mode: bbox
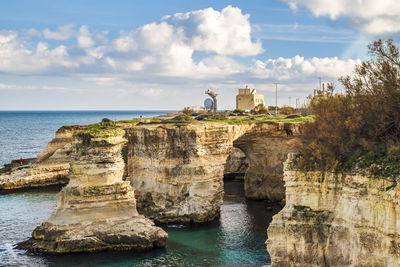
[0,111,281,266]
[0,181,281,266]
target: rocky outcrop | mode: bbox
[125,123,251,223]
[234,123,301,200]
[126,122,301,223]
[224,147,248,178]
[0,126,75,192]
[4,120,302,224]
[267,154,400,267]
[22,127,167,254]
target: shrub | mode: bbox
[181,107,195,115]
[299,39,400,172]
[253,104,269,114]
[233,109,245,114]
[208,113,227,120]
[101,118,112,123]
[196,109,208,115]
[170,114,194,122]
[280,105,294,115]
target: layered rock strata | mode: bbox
[125,123,251,223]
[267,154,400,267]
[0,127,75,192]
[125,122,301,223]
[23,127,167,254]
[4,120,302,224]
[234,123,301,200]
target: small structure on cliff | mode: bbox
[236,85,265,111]
[205,89,218,113]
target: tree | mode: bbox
[299,39,400,170]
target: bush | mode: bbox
[101,118,112,123]
[233,109,245,114]
[299,39,400,172]
[279,105,294,115]
[170,114,194,122]
[253,104,269,114]
[196,109,208,115]
[208,113,227,120]
[181,107,195,115]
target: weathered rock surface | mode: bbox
[267,154,400,267]
[224,147,248,178]
[126,122,301,223]
[22,128,167,254]
[125,123,251,223]
[234,123,301,200]
[4,120,302,224]
[0,127,75,192]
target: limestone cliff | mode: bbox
[125,122,301,223]
[22,126,167,254]
[4,120,302,225]
[0,126,75,192]
[125,123,251,223]
[267,154,400,267]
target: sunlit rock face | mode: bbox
[126,122,301,223]
[5,120,303,226]
[267,154,400,267]
[22,128,167,254]
[0,126,75,192]
[125,123,251,223]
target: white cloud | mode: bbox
[250,55,360,81]
[163,5,263,56]
[77,25,94,48]
[43,24,75,40]
[0,5,364,108]
[283,0,400,35]
[0,31,75,74]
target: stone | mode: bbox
[267,154,400,267]
[0,126,75,192]
[126,122,302,223]
[21,127,167,254]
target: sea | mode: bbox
[0,111,280,267]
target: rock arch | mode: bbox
[126,122,302,223]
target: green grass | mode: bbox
[74,121,121,138]
[202,116,314,124]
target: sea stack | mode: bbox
[21,122,167,254]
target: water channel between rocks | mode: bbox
[0,179,282,267]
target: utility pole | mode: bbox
[289,96,291,107]
[274,83,279,115]
[318,77,322,94]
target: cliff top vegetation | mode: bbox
[298,39,400,176]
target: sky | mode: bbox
[0,0,399,110]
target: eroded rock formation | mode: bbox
[4,120,302,225]
[0,126,74,192]
[267,154,400,267]
[125,122,301,223]
[22,127,167,254]
[234,123,300,200]
[125,123,251,223]
[224,147,248,178]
